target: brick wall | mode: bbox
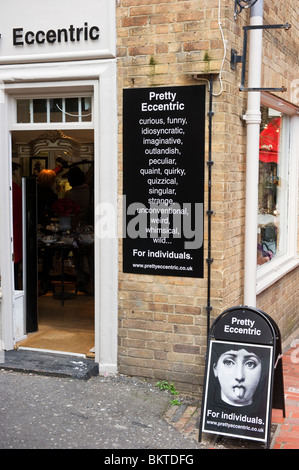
[117,0,299,394]
[263,0,299,101]
[257,268,299,343]
[257,0,299,343]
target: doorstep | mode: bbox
[0,348,99,380]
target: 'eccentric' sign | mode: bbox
[13,23,100,46]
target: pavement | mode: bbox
[0,331,298,451]
[271,342,299,449]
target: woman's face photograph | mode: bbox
[213,348,262,406]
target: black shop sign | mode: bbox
[122,85,205,278]
[199,306,285,448]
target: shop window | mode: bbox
[257,96,299,293]
[257,106,289,265]
[16,97,92,124]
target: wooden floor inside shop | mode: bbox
[17,283,95,357]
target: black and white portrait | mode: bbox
[202,340,273,441]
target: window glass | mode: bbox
[33,99,47,123]
[50,98,63,123]
[257,106,289,266]
[17,100,31,123]
[16,97,92,124]
[81,97,92,122]
[65,98,79,123]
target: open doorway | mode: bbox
[12,128,95,357]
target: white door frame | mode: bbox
[0,85,14,351]
[0,60,118,374]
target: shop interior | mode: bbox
[257,106,282,266]
[12,129,95,357]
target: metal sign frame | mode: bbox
[199,306,285,448]
[230,23,291,92]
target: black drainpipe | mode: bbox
[206,75,214,344]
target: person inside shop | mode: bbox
[37,169,58,225]
[64,166,94,295]
[37,169,58,295]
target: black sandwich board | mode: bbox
[199,306,285,448]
